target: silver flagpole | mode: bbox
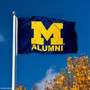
[16,17,18,56]
[12,11,16,90]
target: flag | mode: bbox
[18,16,77,54]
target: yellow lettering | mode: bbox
[42,45,47,51]
[61,45,63,51]
[37,45,42,51]
[55,46,60,51]
[31,45,64,52]
[31,21,63,45]
[31,45,36,50]
[48,45,54,51]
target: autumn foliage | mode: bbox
[32,55,90,90]
[15,85,26,90]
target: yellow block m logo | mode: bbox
[31,21,63,45]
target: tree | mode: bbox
[32,55,90,90]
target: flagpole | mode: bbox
[16,17,18,56]
[12,11,16,90]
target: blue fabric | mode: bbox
[18,16,77,54]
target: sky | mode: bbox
[0,0,90,89]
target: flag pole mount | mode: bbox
[13,11,16,16]
[12,11,16,90]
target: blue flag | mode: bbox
[18,16,77,54]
